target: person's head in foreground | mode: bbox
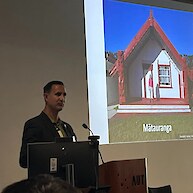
[1,174,82,193]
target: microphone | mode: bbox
[82,123,94,135]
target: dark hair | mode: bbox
[43,81,64,93]
[1,174,82,193]
[1,179,30,193]
[29,174,81,193]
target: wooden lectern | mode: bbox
[99,159,147,193]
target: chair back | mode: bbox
[148,185,172,193]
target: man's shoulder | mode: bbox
[25,112,48,125]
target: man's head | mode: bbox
[43,81,67,113]
[29,174,82,193]
[1,174,82,193]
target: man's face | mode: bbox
[44,84,66,112]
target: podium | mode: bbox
[27,140,146,193]
[99,159,147,193]
[27,140,99,189]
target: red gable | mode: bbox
[110,10,186,76]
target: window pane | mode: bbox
[158,65,171,86]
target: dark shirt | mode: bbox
[19,111,75,168]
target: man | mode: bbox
[148,74,154,102]
[1,174,82,193]
[19,81,76,168]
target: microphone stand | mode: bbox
[88,135,100,190]
[82,124,108,192]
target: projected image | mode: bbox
[104,0,193,143]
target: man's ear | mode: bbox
[44,93,48,102]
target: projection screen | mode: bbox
[84,0,193,144]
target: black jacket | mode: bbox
[19,111,75,168]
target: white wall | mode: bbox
[99,140,193,193]
[0,0,89,189]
